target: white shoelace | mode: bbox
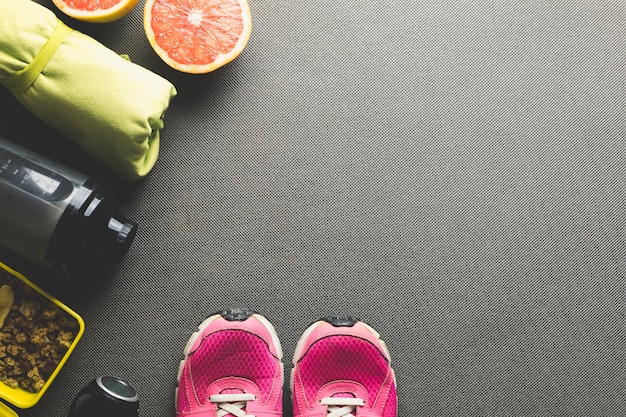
[210,393,256,417]
[321,397,366,417]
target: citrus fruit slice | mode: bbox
[52,0,140,23]
[144,0,252,74]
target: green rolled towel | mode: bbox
[0,0,177,181]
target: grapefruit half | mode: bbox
[144,0,252,74]
[52,0,140,23]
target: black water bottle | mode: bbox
[0,135,137,278]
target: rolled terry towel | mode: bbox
[0,0,177,181]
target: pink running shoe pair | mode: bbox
[175,308,397,417]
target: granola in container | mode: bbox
[0,262,84,409]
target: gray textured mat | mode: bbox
[2,0,626,416]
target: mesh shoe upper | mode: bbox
[176,311,283,417]
[291,319,397,417]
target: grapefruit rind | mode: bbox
[143,0,252,74]
[52,0,140,23]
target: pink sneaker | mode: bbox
[175,309,284,417]
[291,316,397,417]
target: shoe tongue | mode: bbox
[331,392,356,399]
[220,388,245,395]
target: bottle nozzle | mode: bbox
[105,213,138,259]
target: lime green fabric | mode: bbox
[0,0,177,181]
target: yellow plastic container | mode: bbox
[0,262,84,411]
